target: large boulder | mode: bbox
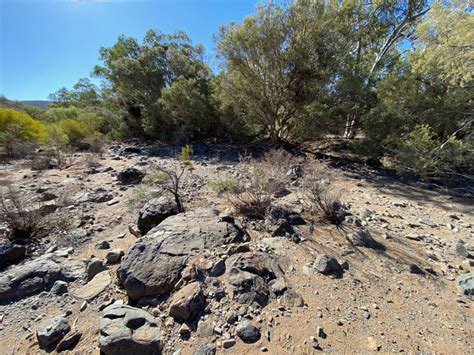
[117,209,247,301]
[36,316,70,349]
[99,304,163,355]
[137,196,179,235]
[0,254,82,302]
[0,239,26,269]
[117,166,145,185]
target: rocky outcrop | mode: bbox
[137,196,179,235]
[117,209,247,301]
[0,253,82,302]
[99,304,163,355]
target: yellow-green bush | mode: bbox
[0,108,47,156]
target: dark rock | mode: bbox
[56,331,82,352]
[409,264,425,275]
[86,258,107,281]
[99,304,162,355]
[0,239,26,269]
[209,259,226,277]
[222,338,236,348]
[118,209,247,301]
[236,321,260,343]
[137,196,179,235]
[122,146,142,154]
[36,316,70,349]
[117,166,145,185]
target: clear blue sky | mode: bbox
[0,0,257,101]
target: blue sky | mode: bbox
[0,0,257,100]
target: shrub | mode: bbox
[209,179,240,195]
[145,163,187,212]
[0,108,47,157]
[392,124,474,176]
[179,145,193,164]
[57,119,88,147]
[226,149,293,218]
[0,187,71,241]
[302,163,347,225]
[30,149,71,170]
[125,186,161,210]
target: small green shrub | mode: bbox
[179,144,193,167]
[209,179,240,194]
[125,186,161,210]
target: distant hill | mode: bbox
[19,100,50,108]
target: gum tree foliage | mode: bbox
[362,0,473,175]
[216,0,338,142]
[92,29,212,139]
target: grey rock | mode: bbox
[458,272,474,298]
[236,321,260,343]
[50,280,68,295]
[225,252,282,306]
[137,196,179,235]
[117,166,145,185]
[86,258,107,281]
[197,319,214,338]
[99,304,162,355]
[168,282,206,321]
[451,241,469,258]
[279,288,304,307]
[96,240,110,250]
[192,344,216,355]
[36,316,70,349]
[314,254,343,277]
[89,190,114,203]
[105,249,124,264]
[118,209,247,301]
[348,229,384,249]
[0,239,26,269]
[72,271,111,300]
